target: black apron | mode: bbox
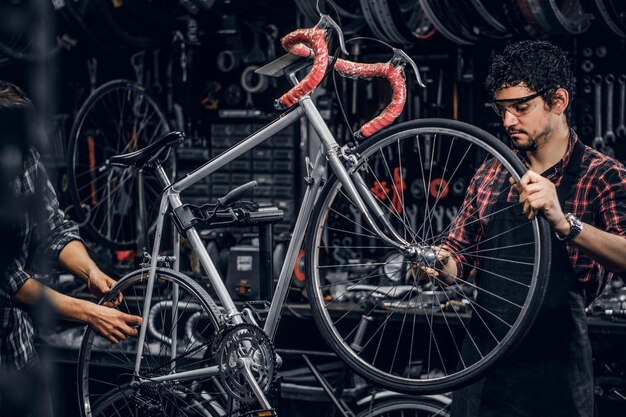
[451,140,593,417]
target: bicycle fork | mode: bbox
[299,97,416,257]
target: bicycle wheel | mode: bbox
[357,397,450,417]
[90,385,224,417]
[77,268,223,417]
[67,79,172,250]
[305,119,551,393]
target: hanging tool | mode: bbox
[616,74,626,138]
[604,74,616,143]
[153,49,163,94]
[87,58,97,93]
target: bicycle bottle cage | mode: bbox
[172,201,284,236]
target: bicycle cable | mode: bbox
[331,36,399,143]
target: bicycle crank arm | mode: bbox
[239,357,272,410]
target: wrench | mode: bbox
[593,75,605,150]
[431,206,445,234]
[131,50,145,85]
[592,75,615,157]
[604,74,616,143]
[616,74,626,138]
[406,204,419,236]
[87,57,97,93]
[153,49,162,94]
[445,206,459,223]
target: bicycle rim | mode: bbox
[357,398,450,417]
[67,80,172,250]
[77,268,223,417]
[305,119,550,393]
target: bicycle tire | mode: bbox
[90,385,224,417]
[305,119,551,394]
[77,267,222,417]
[67,79,172,250]
[356,397,450,417]
[418,0,474,45]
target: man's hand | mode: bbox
[510,171,570,234]
[87,268,122,308]
[14,278,143,345]
[58,241,123,306]
[411,246,457,286]
[87,303,142,344]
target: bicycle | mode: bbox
[77,9,551,417]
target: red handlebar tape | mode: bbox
[280,28,406,138]
[279,28,328,108]
[334,59,406,138]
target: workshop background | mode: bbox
[1,1,625,416]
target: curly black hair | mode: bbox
[485,40,575,123]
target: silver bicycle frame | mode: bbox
[132,69,412,384]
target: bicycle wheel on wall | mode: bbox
[305,119,551,393]
[77,268,222,417]
[67,80,172,250]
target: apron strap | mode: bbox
[556,138,585,207]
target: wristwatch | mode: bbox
[555,213,583,243]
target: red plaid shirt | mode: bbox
[442,130,626,305]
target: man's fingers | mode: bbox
[111,329,126,342]
[120,323,138,337]
[124,313,143,327]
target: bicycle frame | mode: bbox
[130,63,414,395]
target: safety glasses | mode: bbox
[488,87,551,118]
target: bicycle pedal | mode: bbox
[243,300,271,324]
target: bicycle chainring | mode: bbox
[216,323,277,403]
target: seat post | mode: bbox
[154,163,172,188]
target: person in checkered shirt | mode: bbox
[428,41,626,417]
[0,81,142,416]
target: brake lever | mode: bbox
[392,48,426,88]
[317,14,348,55]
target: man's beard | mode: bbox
[509,124,552,151]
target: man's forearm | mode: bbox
[58,240,99,282]
[567,222,626,273]
[13,278,93,323]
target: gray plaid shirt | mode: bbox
[1,147,82,370]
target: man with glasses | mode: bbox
[434,40,626,416]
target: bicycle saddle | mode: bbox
[108,131,186,168]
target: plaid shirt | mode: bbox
[1,147,82,370]
[443,130,626,305]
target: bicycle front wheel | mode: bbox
[77,268,223,417]
[305,119,551,393]
[67,79,171,250]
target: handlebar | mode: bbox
[333,58,406,139]
[277,15,424,139]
